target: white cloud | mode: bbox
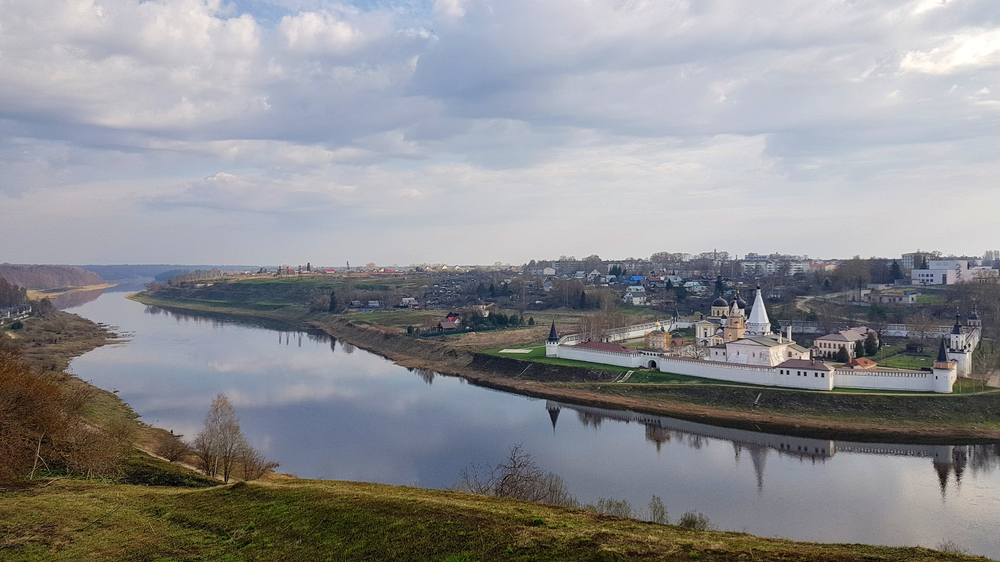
[433,0,468,20]
[900,28,1000,75]
[279,10,364,54]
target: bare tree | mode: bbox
[648,495,668,524]
[192,393,246,483]
[238,440,279,481]
[455,444,574,504]
[158,431,190,463]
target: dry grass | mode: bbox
[0,478,989,561]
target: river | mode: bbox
[66,289,1000,558]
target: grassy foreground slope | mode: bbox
[1,477,987,562]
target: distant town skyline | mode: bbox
[2,0,999,265]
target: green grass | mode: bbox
[624,371,734,385]
[877,354,935,370]
[0,478,989,561]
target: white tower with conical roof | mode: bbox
[746,285,772,336]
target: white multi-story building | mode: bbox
[910,260,992,285]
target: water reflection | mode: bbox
[545,400,1000,497]
[48,288,108,309]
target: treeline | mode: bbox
[0,264,104,290]
[0,278,28,307]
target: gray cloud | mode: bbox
[1,0,999,263]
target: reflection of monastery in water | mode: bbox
[545,400,1000,495]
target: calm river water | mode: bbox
[67,289,1000,558]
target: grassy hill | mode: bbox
[1,465,988,561]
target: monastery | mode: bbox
[546,286,979,393]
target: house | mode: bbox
[437,320,460,332]
[542,267,556,276]
[863,292,917,305]
[367,300,381,309]
[623,286,648,306]
[845,357,878,370]
[812,328,873,359]
[0,304,31,321]
[349,300,364,309]
[398,297,419,308]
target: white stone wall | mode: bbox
[557,345,645,368]
[832,369,935,392]
[657,357,834,391]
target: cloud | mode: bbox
[2,0,1000,263]
[900,28,1000,75]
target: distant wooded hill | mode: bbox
[78,264,263,281]
[0,264,105,290]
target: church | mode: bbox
[696,286,810,367]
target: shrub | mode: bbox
[588,498,633,518]
[0,347,134,479]
[677,511,711,531]
[648,495,668,524]
[157,431,190,463]
[9,320,23,330]
[935,540,969,555]
[455,444,578,507]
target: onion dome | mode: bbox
[712,297,728,307]
[733,289,747,309]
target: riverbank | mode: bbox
[1,476,989,561]
[128,291,1000,442]
[25,283,119,302]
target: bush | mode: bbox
[157,431,190,462]
[677,511,711,531]
[588,498,633,518]
[0,347,134,479]
[648,495,668,524]
[9,320,23,330]
[935,540,969,555]
[455,444,578,507]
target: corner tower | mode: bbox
[933,338,957,393]
[546,321,560,358]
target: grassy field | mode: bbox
[1,474,989,562]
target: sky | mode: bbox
[2,0,999,266]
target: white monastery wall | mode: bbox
[656,357,833,391]
[832,369,936,392]
[557,346,645,368]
